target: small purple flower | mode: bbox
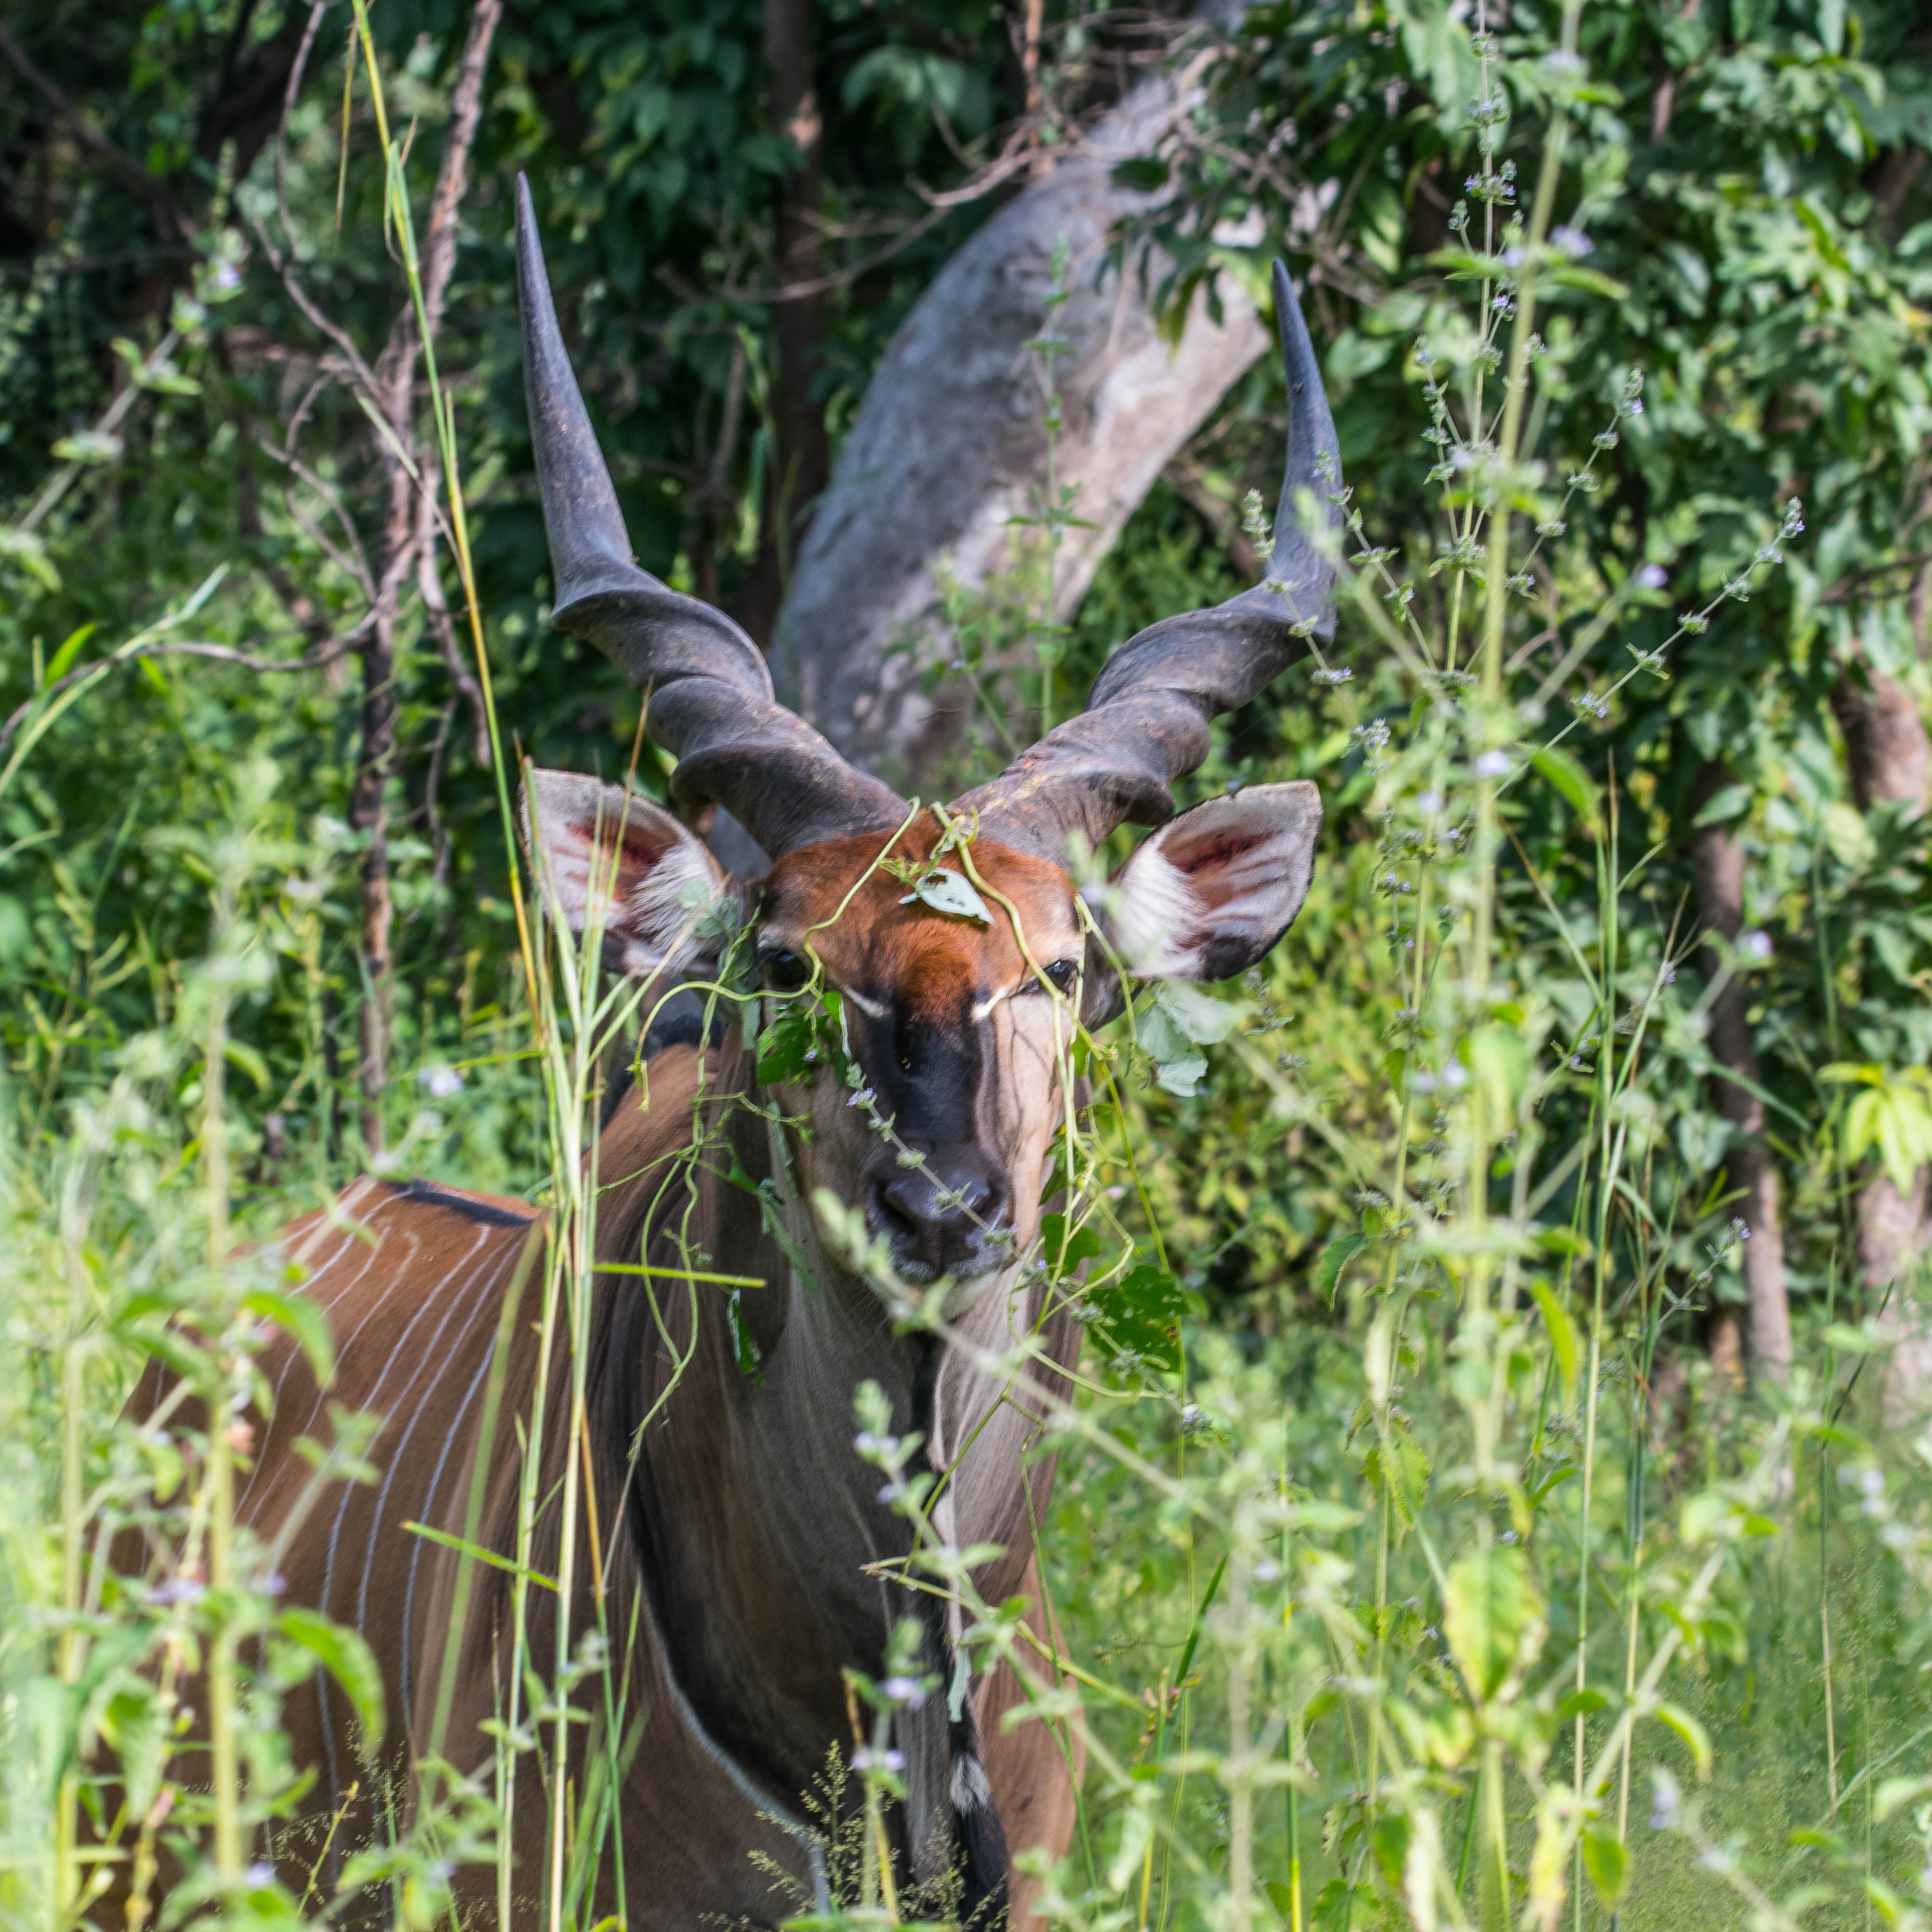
[882,1676,929,1709]
[1552,225,1594,258]
[154,1578,206,1606]
[1637,564,1668,590]
[1474,750,1511,778]
[853,1748,906,1776]
[245,1863,275,1888]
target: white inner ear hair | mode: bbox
[1110,839,1203,978]
[531,780,723,976]
[612,828,723,975]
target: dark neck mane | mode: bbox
[480,1034,1056,1912]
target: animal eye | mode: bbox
[759,947,810,993]
[1043,958,1079,995]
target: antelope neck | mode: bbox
[584,1070,935,1814]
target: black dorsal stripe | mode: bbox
[390,1179,536,1227]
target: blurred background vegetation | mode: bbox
[5,0,1929,1329]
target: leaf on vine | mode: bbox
[900,868,990,923]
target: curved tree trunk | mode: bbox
[738,0,830,647]
[771,0,1269,787]
[1831,658,1932,1422]
[1687,760,1793,1384]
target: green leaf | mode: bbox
[240,1284,336,1387]
[1085,1259,1188,1374]
[1874,1774,1932,1823]
[1153,982,1240,1046]
[1137,983,1235,1097]
[1822,800,1876,869]
[0,527,61,590]
[1691,781,1753,828]
[224,1038,270,1090]
[51,429,124,465]
[1819,1061,1881,1087]
[1530,1279,1579,1404]
[1821,1321,1887,1355]
[1872,921,1915,983]
[1794,196,1852,272]
[1547,264,1630,299]
[900,867,990,924]
[1154,1051,1208,1097]
[1289,1499,1364,1533]
[1105,1803,1154,1893]
[1835,1067,1932,1197]
[1311,1879,1375,1930]
[1530,1464,1578,1505]
[1558,1686,1608,1720]
[1315,1233,1368,1306]
[1370,1808,1410,1888]
[1037,1213,1103,1276]
[1110,157,1170,193]
[1368,1434,1431,1530]
[726,1288,762,1379]
[1530,746,1600,830]
[43,623,97,685]
[402,1520,558,1590]
[1581,1830,1629,1907]
[276,1607,386,1746]
[1655,1700,1713,1781]
[1532,1224,1593,1259]
[1137,998,1192,1065]
[1443,1545,1545,1700]
[756,988,848,1088]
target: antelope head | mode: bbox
[514,176,1342,1308]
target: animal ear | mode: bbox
[1105,782,1322,981]
[522,767,731,976]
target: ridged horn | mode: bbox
[954,260,1342,860]
[516,173,907,861]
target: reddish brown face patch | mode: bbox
[759,824,1080,1001]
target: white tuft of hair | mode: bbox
[950,1749,992,1814]
[1108,839,1202,976]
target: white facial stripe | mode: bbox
[840,984,887,1020]
[970,980,1023,1022]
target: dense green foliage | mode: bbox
[1,0,1039,1155]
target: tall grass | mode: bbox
[3,10,1930,1932]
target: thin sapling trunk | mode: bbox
[1686,758,1793,1382]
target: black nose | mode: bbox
[868,1148,1008,1281]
